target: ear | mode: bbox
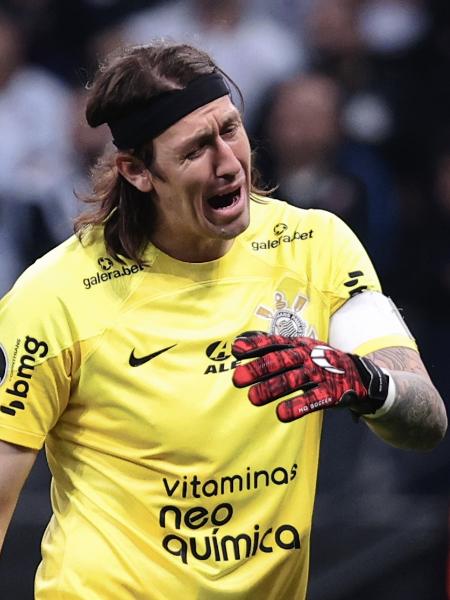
[115,153,153,193]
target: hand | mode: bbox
[232,333,389,422]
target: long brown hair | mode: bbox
[75,42,267,264]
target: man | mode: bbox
[0,42,446,599]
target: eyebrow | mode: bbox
[177,110,242,153]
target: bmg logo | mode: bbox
[0,336,48,416]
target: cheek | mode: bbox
[174,179,206,218]
[182,163,213,198]
[235,136,251,168]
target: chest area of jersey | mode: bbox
[74,275,327,453]
[99,273,325,372]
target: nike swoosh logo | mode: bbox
[129,344,177,367]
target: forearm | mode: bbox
[0,502,18,554]
[0,441,38,554]
[364,349,448,451]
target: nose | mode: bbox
[214,137,241,180]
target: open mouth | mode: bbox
[207,186,241,210]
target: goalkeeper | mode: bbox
[0,41,447,600]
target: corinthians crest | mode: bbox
[256,291,315,338]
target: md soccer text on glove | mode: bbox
[232,333,389,422]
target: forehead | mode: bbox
[155,96,240,147]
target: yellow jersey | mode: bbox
[0,198,415,599]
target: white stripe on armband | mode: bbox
[364,368,397,419]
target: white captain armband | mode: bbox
[329,291,415,354]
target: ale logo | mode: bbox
[204,340,238,375]
[205,340,232,362]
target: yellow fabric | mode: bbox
[0,198,414,599]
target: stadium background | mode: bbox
[0,1,448,598]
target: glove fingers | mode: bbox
[276,389,336,422]
[248,372,316,406]
[233,348,308,387]
[232,333,297,359]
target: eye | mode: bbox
[185,145,205,161]
[222,122,239,138]
[186,148,201,160]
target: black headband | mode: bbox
[108,73,230,149]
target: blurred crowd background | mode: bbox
[0,1,449,599]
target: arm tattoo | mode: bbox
[367,347,430,378]
[363,347,447,451]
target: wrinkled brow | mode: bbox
[177,109,242,151]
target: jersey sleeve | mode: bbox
[315,211,416,354]
[0,270,77,450]
[321,212,381,314]
[329,291,418,356]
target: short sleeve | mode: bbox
[322,212,382,314]
[0,273,76,450]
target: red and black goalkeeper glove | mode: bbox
[232,333,389,422]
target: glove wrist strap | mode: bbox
[348,354,390,415]
[363,368,396,419]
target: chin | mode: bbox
[216,215,250,240]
